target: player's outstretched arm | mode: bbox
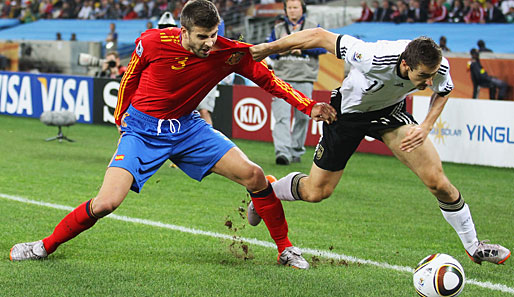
[250,28,338,62]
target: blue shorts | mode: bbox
[109,105,235,193]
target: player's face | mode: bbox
[181,25,218,58]
[286,0,304,23]
[407,63,440,90]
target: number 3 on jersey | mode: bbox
[171,57,188,70]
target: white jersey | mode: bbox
[335,35,454,114]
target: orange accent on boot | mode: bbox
[498,251,511,265]
[266,175,277,183]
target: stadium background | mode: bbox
[1,1,513,296]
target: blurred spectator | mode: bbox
[38,0,53,19]
[97,51,126,79]
[461,0,472,16]
[427,0,448,22]
[106,1,123,19]
[56,32,62,40]
[484,0,506,22]
[464,0,485,23]
[77,0,93,19]
[105,22,118,50]
[407,0,428,22]
[91,1,102,18]
[9,1,22,18]
[469,48,509,99]
[92,0,107,19]
[507,6,514,22]
[477,39,492,52]
[376,0,393,21]
[132,0,145,16]
[371,0,383,21]
[439,35,450,51]
[70,32,77,41]
[156,0,169,13]
[221,0,243,25]
[501,0,514,15]
[123,4,139,19]
[448,0,465,22]
[354,1,374,22]
[18,5,36,23]
[71,0,83,18]
[391,0,409,23]
[56,1,74,19]
[146,21,154,30]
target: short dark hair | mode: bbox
[403,36,442,70]
[180,0,220,31]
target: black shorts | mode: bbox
[313,88,417,171]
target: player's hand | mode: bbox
[250,43,272,62]
[310,103,337,124]
[400,125,428,152]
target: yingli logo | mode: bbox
[234,98,268,132]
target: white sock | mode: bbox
[271,172,305,201]
[440,203,479,255]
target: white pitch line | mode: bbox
[2,193,513,295]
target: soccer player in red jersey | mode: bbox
[10,0,337,269]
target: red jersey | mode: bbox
[114,27,315,125]
[356,6,373,22]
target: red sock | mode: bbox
[42,200,98,254]
[249,183,292,253]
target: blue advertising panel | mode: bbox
[0,71,94,124]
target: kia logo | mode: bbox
[234,98,268,132]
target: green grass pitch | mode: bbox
[1,115,513,296]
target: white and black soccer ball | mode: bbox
[413,253,465,297]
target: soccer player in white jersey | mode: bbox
[249,28,511,265]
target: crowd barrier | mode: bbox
[1,71,512,168]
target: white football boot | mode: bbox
[278,246,310,269]
[247,201,262,226]
[10,240,48,261]
[466,240,511,265]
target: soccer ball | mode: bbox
[413,253,465,297]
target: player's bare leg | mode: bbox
[296,164,343,202]
[382,125,510,265]
[263,163,342,204]
[10,167,133,261]
[212,147,309,269]
[90,167,133,217]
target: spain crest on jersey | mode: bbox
[136,41,144,57]
[226,51,245,65]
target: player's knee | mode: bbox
[243,164,266,192]
[91,197,121,217]
[424,174,451,196]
